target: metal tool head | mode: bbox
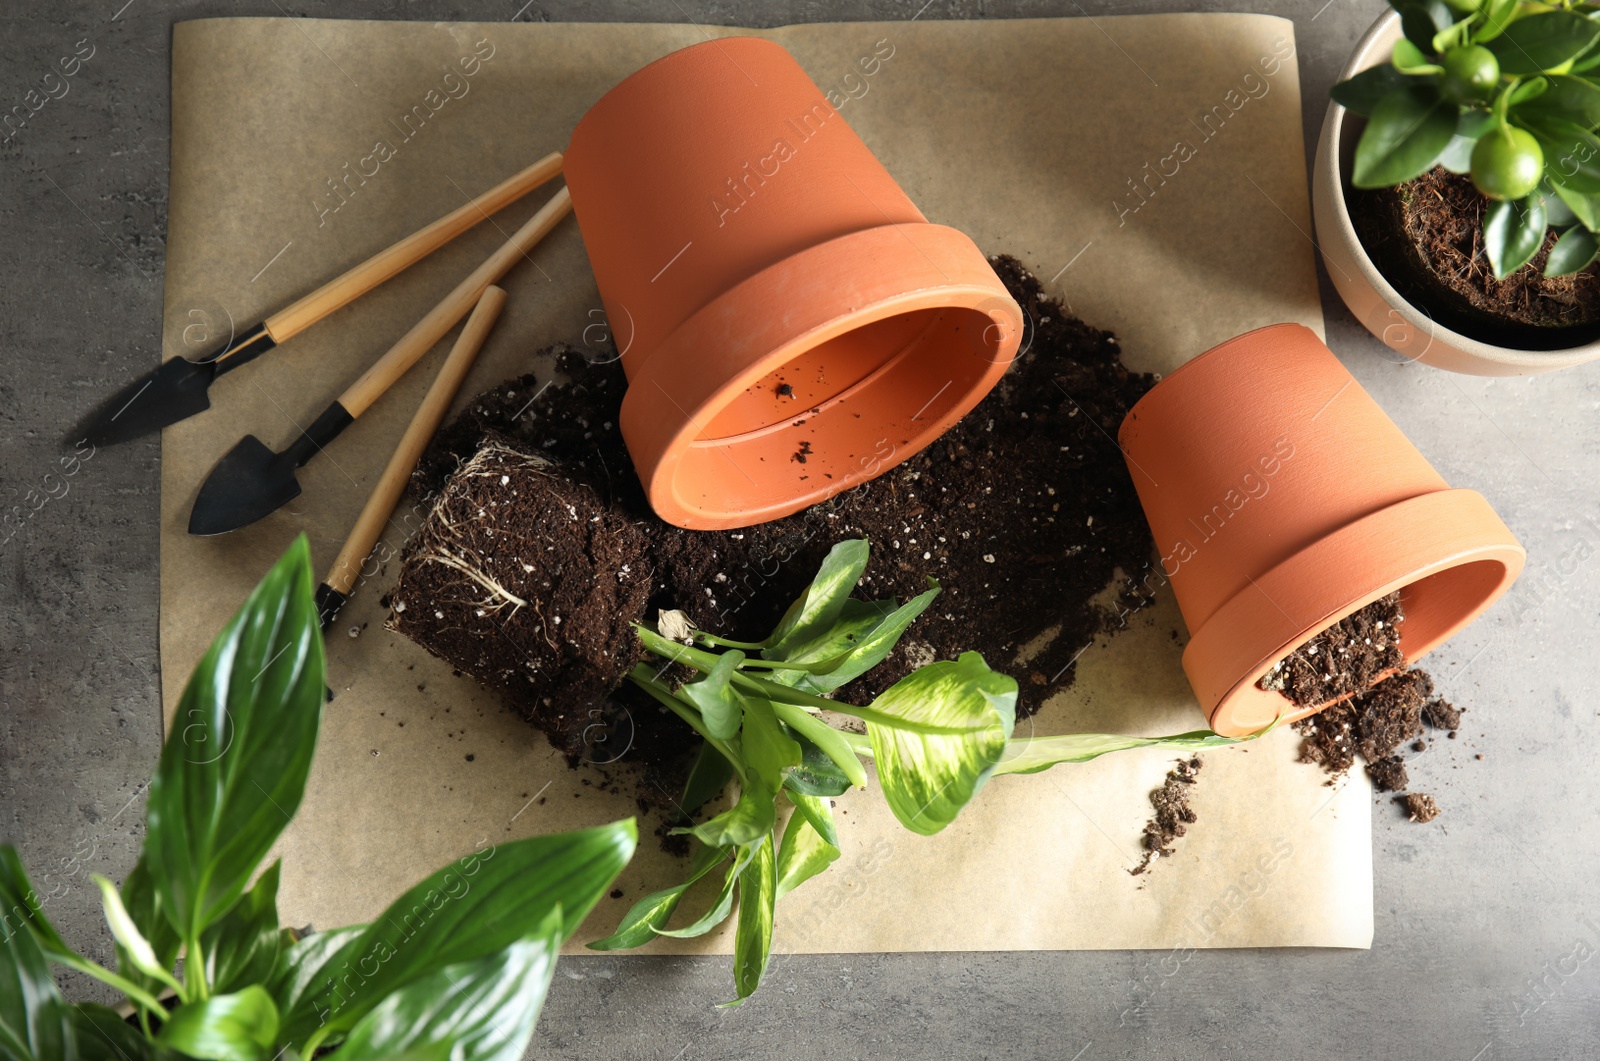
[73,355,219,447]
[314,583,350,631]
[187,402,354,537]
[187,435,304,536]
[72,322,277,447]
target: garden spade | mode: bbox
[188,186,571,536]
[72,152,562,447]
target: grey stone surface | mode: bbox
[2,0,1598,1058]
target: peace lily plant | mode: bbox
[595,539,1264,1003]
[0,537,635,1061]
[1337,0,1600,278]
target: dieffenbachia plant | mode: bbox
[593,539,1256,1003]
[1336,0,1600,277]
[0,537,635,1061]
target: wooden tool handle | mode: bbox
[261,151,561,345]
[337,185,571,418]
[324,285,508,597]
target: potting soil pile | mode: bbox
[158,15,1370,953]
[389,258,1157,799]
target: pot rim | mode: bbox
[1190,487,1524,737]
[619,221,1021,529]
[1319,9,1600,372]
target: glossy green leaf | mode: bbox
[781,732,854,799]
[1545,224,1600,275]
[653,845,753,939]
[1439,109,1496,172]
[679,781,776,849]
[1352,86,1457,188]
[760,598,895,678]
[1508,77,1550,106]
[588,846,725,951]
[749,673,995,736]
[265,925,364,1022]
[146,536,326,942]
[784,791,839,850]
[680,741,735,815]
[1487,11,1600,75]
[201,862,284,996]
[118,858,182,996]
[0,846,79,967]
[1392,38,1442,75]
[1483,193,1549,277]
[283,821,636,1049]
[1331,64,1413,116]
[94,875,185,1000]
[1517,73,1600,125]
[0,894,74,1061]
[764,539,869,654]
[770,701,867,790]
[779,587,940,696]
[681,650,744,741]
[1475,0,1519,42]
[1542,183,1579,226]
[0,852,173,1019]
[729,835,776,1005]
[1552,178,1600,227]
[1574,40,1600,74]
[741,696,802,786]
[1397,0,1452,53]
[680,697,795,848]
[992,730,1248,776]
[72,1003,161,1061]
[157,986,278,1061]
[775,802,840,902]
[866,652,1018,836]
[326,911,562,1061]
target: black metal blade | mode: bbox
[187,435,304,536]
[73,355,218,447]
[186,402,355,537]
[314,583,349,631]
[71,322,277,447]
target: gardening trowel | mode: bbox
[187,186,572,536]
[71,152,563,447]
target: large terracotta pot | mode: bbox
[1313,11,1600,375]
[564,38,1022,530]
[1118,324,1525,736]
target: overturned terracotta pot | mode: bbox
[563,37,1022,530]
[1118,324,1525,737]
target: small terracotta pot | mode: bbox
[1313,11,1600,375]
[563,38,1022,530]
[1118,324,1525,737]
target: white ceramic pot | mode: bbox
[1312,11,1600,375]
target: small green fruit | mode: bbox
[1471,127,1545,201]
[1441,46,1499,102]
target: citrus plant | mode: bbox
[0,536,636,1061]
[595,539,1264,1003]
[1336,0,1600,277]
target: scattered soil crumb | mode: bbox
[1422,695,1464,730]
[1258,593,1404,705]
[1398,792,1440,823]
[1131,757,1202,876]
[1295,665,1467,822]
